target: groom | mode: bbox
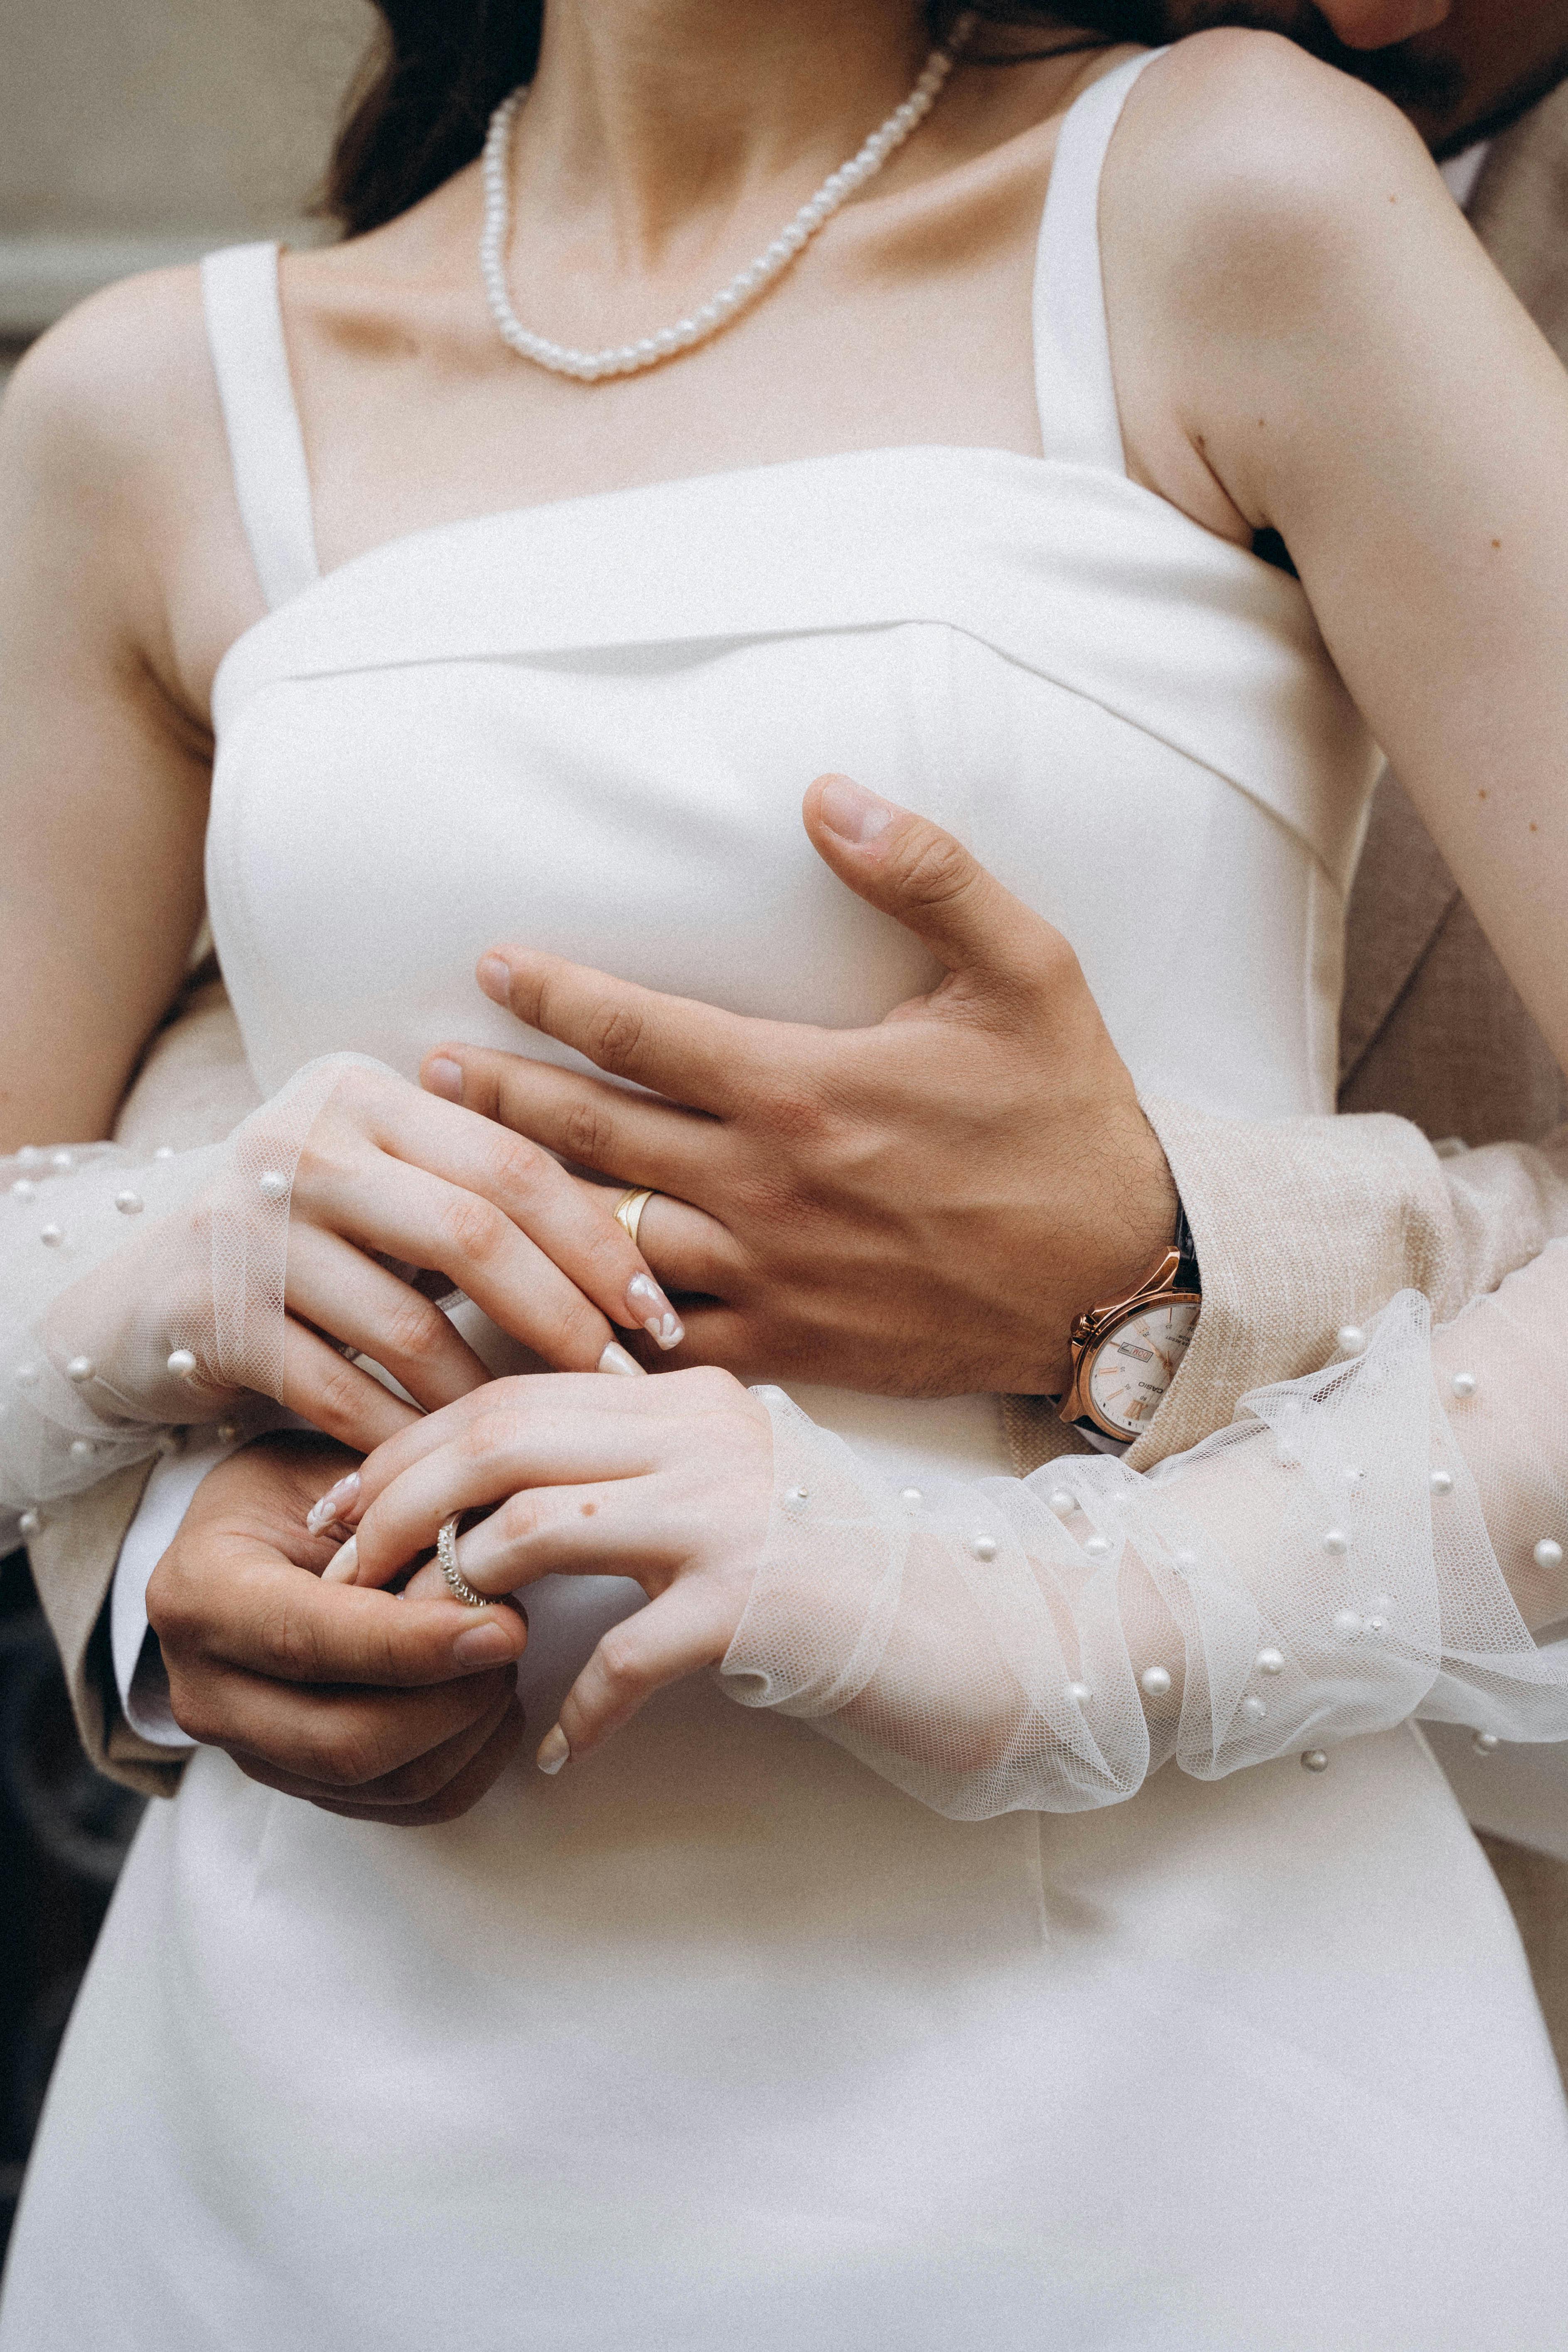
[25,0,1568,1911]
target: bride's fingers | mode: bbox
[624,1190,747,1298]
[340,1079,687,1349]
[275,1316,423,1453]
[345,1364,741,1526]
[343,1424,660,1590]
[546,1581,738,1765]
[319,1152,631,1371]
[283,1224,492,1411]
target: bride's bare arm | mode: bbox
[1108,32,1568,1071]
[0,287,683,1487]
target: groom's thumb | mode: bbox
[803,774,1057,986]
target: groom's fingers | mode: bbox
[476,946,794,1114]
[802,773,1077,999]
[423,1045,716,1191]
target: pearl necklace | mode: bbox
[480,12,978,381]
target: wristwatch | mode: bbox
[1056,1205,1202,1455]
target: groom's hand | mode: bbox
[146,1433,528,1823]
[424,776,1178,1400]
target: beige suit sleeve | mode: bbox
[1131,1103,1568,1473]
[22,965,261,1797]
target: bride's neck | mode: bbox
[515,0,937,262]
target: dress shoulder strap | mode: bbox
[1032,49,1168,475]
[200,242,319,611]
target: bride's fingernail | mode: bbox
[322,1536,358,1585]
[626,1273,684,1352]
[305,1472,362,1536]
[536,1725,570,1776]
[478,955,511,1005]
[424,1057,463,1103]
[598,1341,647,1378]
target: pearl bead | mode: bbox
[1322,1529,1351,1557]
[1241,1695,1267,1723]
[18,1508,42,1538]
[1257,1647,1285,1676]
[69,1438,93,1461]
[216,1422,239,1444]
[1450,1371,1477,1398]
[971,1535,998,1562]
[166,1349,199,1381]
[1430,1469,1453,1496]
[1473,1730,1500,1755]
[1048,1490,1075,1517]
[17,1147,42,1169]
[1301,1749,1330,1773]
[10,1179,36,1201]
[1343,1466,1364,1487]
[257,1170,289,1202]
[1174,1547,1197,1573]
[39,1225,64,1248]
[1534,1539,1564,1572]
[115,1190,144,1215]
[784,1486,809,1510]
[50,1150,73,1173]
[1140,1665,1172,1698]
[66,1357,94,1384]
[14,1365,39,1390]
[1336,1325,1366,1355]
[900,1487,923,1509]
[1364,1615,1388,1637]
[1084,1534,1110,1560]
[1332,1609,1363,1640]
[153,1146,175,1161]
[1067,1681,1093,1706]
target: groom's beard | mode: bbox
[1154,2,1464,109]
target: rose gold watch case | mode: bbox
[1061,1244,1201,1440]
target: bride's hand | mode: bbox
[322,1367,773,1767]
[49,1061,685,1459]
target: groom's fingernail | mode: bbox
[424,1057,463,1103]
[817,774,897,847]
[478,956,511,1005]
[536,1725,570,1775]
[322,1536,358,1585]
[626,1273,684,1352]
[599,1341,647,1377]
[305,1472,362,1536]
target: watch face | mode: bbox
[1086,1298,1200,1440]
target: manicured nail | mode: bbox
[305,1471,362,1536]
[818,774,897,847]
[453,1620,516,1665]
[536,1724,570,1775]
[599,1341,647,1377]
[478,955,511,1005]
[322,1535,358,1585]
[424,1056,463,1103]
[626,1272,684,1351]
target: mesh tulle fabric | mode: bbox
[722,1250,1568,1818]
[0,1057,378,1511]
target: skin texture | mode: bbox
[4,1,1567,1811]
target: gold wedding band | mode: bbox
[614,1186,656,1250]
[437,1513,487,1608]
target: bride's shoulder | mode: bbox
[1109,28,1448,285]
[0,263,217,530]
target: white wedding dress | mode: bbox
[6,57,1568,2350]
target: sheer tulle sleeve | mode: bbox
[719,1245,1568,1818]
[0,1056,378,1516]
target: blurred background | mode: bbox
[0,0,368,382]
[0,0,371,2261]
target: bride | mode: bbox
[5,0,1568,2342]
